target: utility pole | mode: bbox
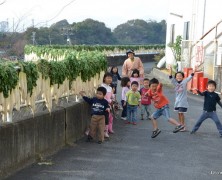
[13,18,14,32]
[32,19,34,28]
[61,27,73,45]
[32,32,36,45]
[48,34,52,45]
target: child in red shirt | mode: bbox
[140,78,151,120]
[147,78,184,138]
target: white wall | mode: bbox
[165,0,222,66]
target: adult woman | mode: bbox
[122,49,144,78]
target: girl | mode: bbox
[101,72,114,136]
[110,66,121,98]
[120,77,131,120]
[130,69,142,90]
[169,65,195,131]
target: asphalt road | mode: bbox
[6,62,222,180]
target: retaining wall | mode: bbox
[0,53,157,179]
[0,101,91,179]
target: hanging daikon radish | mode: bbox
[63,78,69,97]
[19,72,27,104]
[36,73,42,97]
[26,91,35,115]
[70,80,77,95]
[75,76,82,93]
[45,78,52,112]
[14,84,20,111]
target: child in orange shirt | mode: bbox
[147,78,184,138]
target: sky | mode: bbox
[0,0,169,31]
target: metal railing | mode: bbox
[181,20,222,72]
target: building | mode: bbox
[0,21,8,32]
[165,0,222,90]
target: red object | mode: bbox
[199,77,208,92]
[187,69,193,91]
[183,68,193,78]
[192,72,204,94]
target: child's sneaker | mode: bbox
[173,125,185,133]
[151,128,161,138]
[179,126,186,132]
[125,121,131,124]
[85,128,90,136]
[190,131,196,134]
[98,141,102,144]
[104,131,109,138]
[86,135,93,142]
[121,117,127,120]
[109,130,114,134]
[132,122,137,125]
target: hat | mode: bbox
[126,49,135,56]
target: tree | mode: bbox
[70,18,117,44]
[113,19,166,44]
[25,26,65,45]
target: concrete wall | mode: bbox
[0,53,156,178]
[107,53,157,67]
[0,101,91,179]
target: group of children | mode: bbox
[80,64,222,144]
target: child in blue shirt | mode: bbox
[80,87,110,144]
[191,80,222,137]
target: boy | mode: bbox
[140,78,151,120]
[147,78,184,138]
[191,80,222,137]
[80,87,110,144]
[125,81,141,125]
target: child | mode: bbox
[140,78,152,120]
[147,78,184,138]
[191,80,222,137]
[110,66,121,96]
[80,87,109,144]
[101,72,114,136]
[120,77,131,120]
[125,81,141,125]
[169,65,195,131]
[130,69,142,90]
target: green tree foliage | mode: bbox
[51,19,69,29]
[25,27,65,45]
[113,19,166,44]
[70,18,117,45]
[0,18,166,58]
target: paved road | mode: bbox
[6,62,222,180]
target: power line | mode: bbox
[35,0,78,27]
[0,0,6,6]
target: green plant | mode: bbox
[24,44,165,55]
[0,62,19,98]
[19,62,39,96]
[37,59,50,79]
[168,35,182,62]
[48,61,68,87]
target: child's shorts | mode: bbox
[152,104,170,121]
[174,107,187,113]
